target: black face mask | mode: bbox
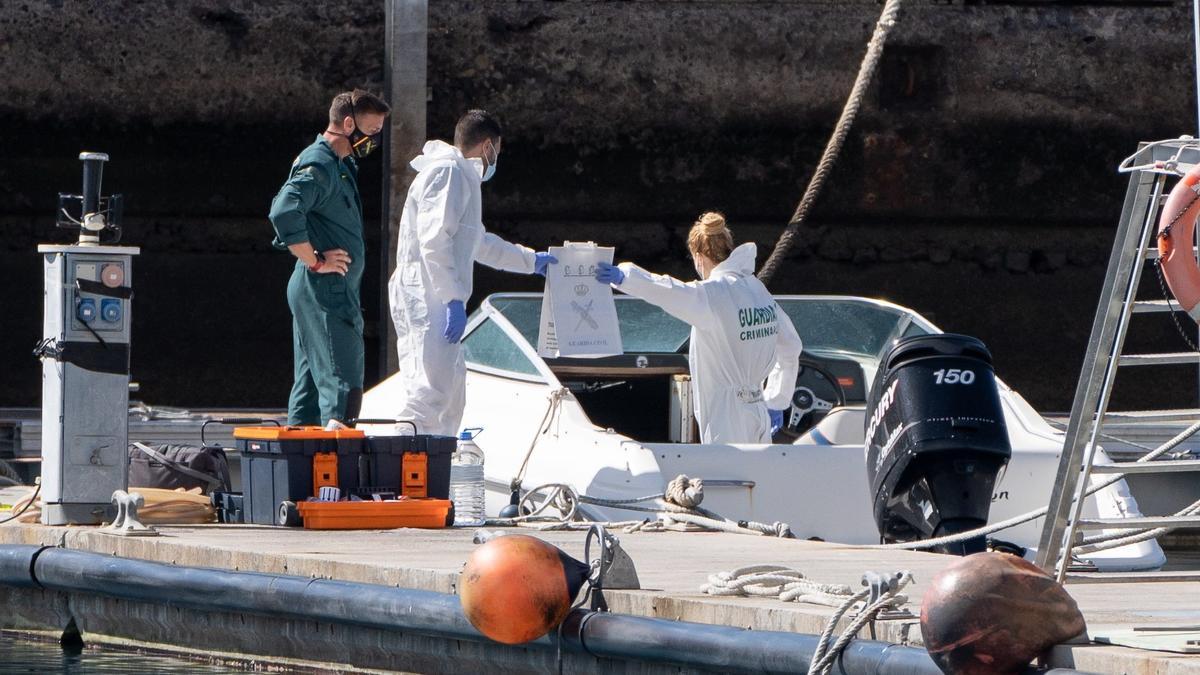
[334,115,380,159]
[346,124,380,158]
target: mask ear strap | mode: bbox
[343,92,359,135]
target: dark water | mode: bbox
[0,636,284,674]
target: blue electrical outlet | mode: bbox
[101,299,122,323]
[77,298,97,322]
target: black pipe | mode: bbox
[0,545,42,589]
[31,547,478,642]
[560,608,946,674]
[0,545,1090,675]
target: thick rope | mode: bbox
[758,0,905,284]
[700,565,857,607]
[700,566,912,675]
[809,588,871,675]
[1076,495,1200,554]
[867,418,1200,550]
[509,388,568,492]
[664,475,704,509]
[483,478,792,537]
[808,573,913,675]
[0,482,40,525]
[659,511,793,538]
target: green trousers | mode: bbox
[286,266,364,426]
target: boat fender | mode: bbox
[1157,165,1200,322]
[920,552,1086,675]
[459,534,590,644]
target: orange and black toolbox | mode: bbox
[232,424,456,529]
[361,421,455,500]
[234,426,366,525]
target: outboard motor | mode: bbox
[864,334,1011,555]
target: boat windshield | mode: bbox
[777,298,919,359]
[487,294,925,359]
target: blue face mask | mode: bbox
[479,140,498,182]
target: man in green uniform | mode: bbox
[269,89,390,425]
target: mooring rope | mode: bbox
[700,565,912,675]
[700,564,857,607]
[508,387,568,493]
[484,476,793,538]
[1076,494,1200,554]
[806,572,912,675]
[758,0,905,284]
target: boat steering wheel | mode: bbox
[780,358,848,438]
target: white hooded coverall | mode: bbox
[615,243,803,444]
[388,140,536,437]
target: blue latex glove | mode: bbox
[769,409,786,435]
[534,252,558,276]
[444,300,467,344]
[595,262,625,286]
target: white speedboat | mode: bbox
[362,293,1164,571]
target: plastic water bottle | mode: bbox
[450,428,485,526]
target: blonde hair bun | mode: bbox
[697,211,727,233]
[688,211,734,263]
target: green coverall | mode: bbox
[268,135,366,426]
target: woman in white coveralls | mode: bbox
[594,212,803,444]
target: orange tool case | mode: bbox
[234,425,454,530]
[234,426,365,526]
[296,498,453,530]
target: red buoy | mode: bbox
[1157,165,1200,322]
[920,552,1086,674]
[459,534,591,644]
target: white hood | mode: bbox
[711,242,758,278]
[409,140,477,177]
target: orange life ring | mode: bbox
[1158,165,1200,321]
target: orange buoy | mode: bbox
[459,534,591,644]
[920,552,1086,675]
[1158,165,1200,321]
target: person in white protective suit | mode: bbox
[594,212,802,444]
[388,110,556,436]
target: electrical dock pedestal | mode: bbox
[34,152,138,525]
[37,244,137,525]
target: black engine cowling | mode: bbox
[864,334,1011,555]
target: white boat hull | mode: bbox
[364,367,1165,573]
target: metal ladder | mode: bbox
[1035,138,1200,583]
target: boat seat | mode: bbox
[793,405,866,446]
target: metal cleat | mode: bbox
[472,529,510,544]
[587,525,640,590]
[581,525,641,611]
[101,490,158,537]
[855,570,914,620]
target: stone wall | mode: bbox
[2,1,1197,411]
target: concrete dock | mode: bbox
[1,517,1198,674]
